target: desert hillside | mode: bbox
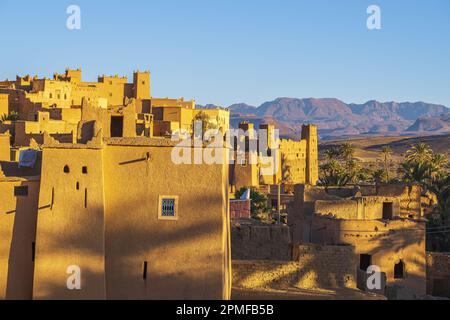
[201,98,450,139]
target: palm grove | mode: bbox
[320,142,450,251]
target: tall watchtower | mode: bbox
[65,68,82,83]
[133,71,150,100]
[301,124,318,185]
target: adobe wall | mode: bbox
[33,147,106,299]
[32,140,232,300]
[314,197,401,220]
[232,244,357,290]
[377,184,422,218]
[0,93,8,116]
[309,216,426,298]
[314,199,359,219]
[427,252,450,298]
[292,244,357,289]
[288,184,423,244]
[0,178,40,300]
[15,133,75,147]
[230,152,259,191]
[13,112,77,147]
[301,124,319,185]
[0,134,10,161]
[279,139,307,184]
[231,222,291,261]
[102,143,231,299]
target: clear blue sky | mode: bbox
[0,0,449,107]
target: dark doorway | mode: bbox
[394,260,405,279]
[110,116,124,137]
[383,202,393,220]
[433,279,450,298]
[360,254,372,271]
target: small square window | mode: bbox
[158,196,178,220]
[14,186,29,197]
[82,166,88,174]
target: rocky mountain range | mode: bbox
[199,98,450,139]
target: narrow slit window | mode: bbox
[32,242,36,262]
[143,261,148,280]
[51,187,54,209]
[84,188,87,208]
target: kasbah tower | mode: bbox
[302,124,319,185]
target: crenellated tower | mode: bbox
[301,124,318,185]
[133,71,150,100]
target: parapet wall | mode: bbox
[292,244,357,289]
[232,243,357,290]
[231,223,291,261]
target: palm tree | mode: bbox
[405,143,433,164]
[0,111,19,123]
[319,160,352,186]
[381,146,393,181]
[340,142,355,162]
[324,147,340,161]
[430,153,448,178]
[372,169,387,184]
[400,161,432,184]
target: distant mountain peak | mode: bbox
[227,98,448,139]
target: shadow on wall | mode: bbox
[309,218,426,299]
[232,245,358,293]
[233,217,426,299]
[0,157,42,177]
[33,195,228,300]
[5,181,39,300]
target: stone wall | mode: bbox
[292,244,357,289]
[232,243,357,290]
[231,222,291,261]
[230,199,251,219]
[427,252,450,298]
